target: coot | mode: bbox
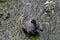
[23,19,43,34]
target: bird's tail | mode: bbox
[36,29,43,36]
[37,29,43,32]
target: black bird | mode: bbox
[23,19,43,34]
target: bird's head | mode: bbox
[30,19,36,25]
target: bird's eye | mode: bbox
[30,19,37,26]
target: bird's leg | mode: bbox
[32,31,35,34]
[28,32,30,37]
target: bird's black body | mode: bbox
[23,19,43,34]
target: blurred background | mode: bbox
[0,0,60,40]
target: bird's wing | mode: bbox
[26,22,35,31]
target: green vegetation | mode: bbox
[0,0,60,40]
